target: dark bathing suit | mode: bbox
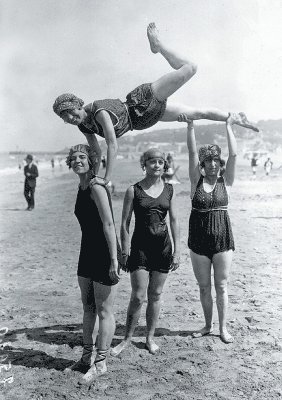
[75,185,122,286]
[188,175,235,260]
[128,182,173,273]
[78,83,167,138]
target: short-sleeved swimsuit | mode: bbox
[127,182,173,273]
[188,175,235,260]
[78,83,167,138]
[74,185,122,286]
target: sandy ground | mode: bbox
[0,159,281,400]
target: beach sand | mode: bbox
[0,159,281,400]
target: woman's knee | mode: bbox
[199,284,212,296]
[182,63,197,81]
[82,302,96,313]
[215,281,228,296]
[97,305,114,321]
[130,291,146,308]
[147,289,162,303]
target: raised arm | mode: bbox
[183,118,201,187]
[225,114,237,187]
[168,187,180,271]
[95,110,118,185]
[120,186,134,265]
[90,184,120,282]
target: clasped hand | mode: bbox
[170,253,180,271]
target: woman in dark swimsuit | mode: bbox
[65,144,121,385]
[180,113,237,343]
[111,148,180,356]
[53,23,258,188]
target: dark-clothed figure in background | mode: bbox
[251,155,258,179]
[24,154,39,211]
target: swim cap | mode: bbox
[198,144,221,163]
[66,144,91,167]
[142,148,166,163]
[53,93,84,116]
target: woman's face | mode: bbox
[145,157,165,176]
[60,108,87,125]
[70,151,90,175]
[203,157,221,176]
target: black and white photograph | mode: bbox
[0,0,281,399]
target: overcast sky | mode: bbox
[1,0,282,151]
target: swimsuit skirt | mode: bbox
[188,176,235,258]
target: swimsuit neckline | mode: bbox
[202,177,218,194]
[138,182,165,199]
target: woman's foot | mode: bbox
[147,22,161,54]
[110,340,130,356]
[145,339,159,355]
[65,358,90,374]
[78,358,107,385]
[232,112,259,132]
[220,329,234,344]
[192,326,213,338]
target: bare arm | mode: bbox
[83,132,102,175]
[168,187,180,271]
[225,114,237,187]
[90,184,120,281]
[95,110,118,185]
[120,186,134,260]
[186,120,200,186]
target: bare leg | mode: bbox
[65,277,98,372]
[79,282,117,384]
[94,282,117,351]
[145,271,168,354]
[111,269,149,356]
[190,251,214,337]
[147,22,197,102]
[213,250,234,344]
[162,104,259,132]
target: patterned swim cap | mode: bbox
[53,93,84,116]
[66,144,91,167]
[198,144,221,163]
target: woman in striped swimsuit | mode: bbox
[180,113,237,343]
[53,23,258,188]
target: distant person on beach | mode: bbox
[251,155,258,179]
[53,23,259,187]
[51,158,55,169]
[162,152,181,184]
[111,148,180,356]
[65,144,122,385]
[24,154,39,211]
[181,113,237,343]
[264,157,273,176]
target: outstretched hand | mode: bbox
[226,113,236,126]
[178,114,194,125]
